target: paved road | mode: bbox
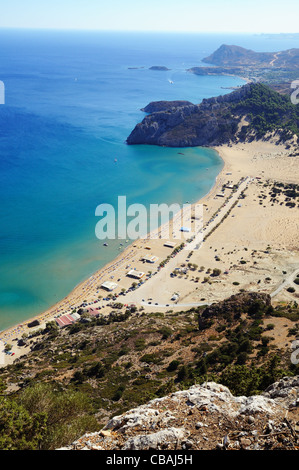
[140,267,299,309]
[125,177,298,310]
[125,177,250,307]
[270,268,299,298]
[141,301,212,309]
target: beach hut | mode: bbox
[127,270,145,280]
[86,308,101,318]
[101,281,118,292]
[71,312,81,321]
[164,242,176,248]
[56,312,82,328]
[141,255,159,264]
[55,314,75,328]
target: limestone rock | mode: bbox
[58,376,299,451]
[122,428,186,450]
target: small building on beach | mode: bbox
[101,281,118,292]
[127,270,145,280]
[141,255,159,264]
[164,241,176,248]
[86,308,101,318]
[55,314,78,328]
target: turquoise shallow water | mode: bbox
[1,30,296,331]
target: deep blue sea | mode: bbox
[0,30,298,331]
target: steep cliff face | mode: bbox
[126,84,252,147]
[59,376,299,451]
[127,83,299,147]
[141,100,194,113]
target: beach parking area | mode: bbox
[1,140,298,366]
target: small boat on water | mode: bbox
[103,243,108,247]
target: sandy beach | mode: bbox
[1,139,298,366]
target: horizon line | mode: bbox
[0,26,297,35]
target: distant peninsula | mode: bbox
[188,44,299,84]
[127,83,299,147]
[202,44,299,68]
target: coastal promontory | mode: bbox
[127,83,299,147]
[202,44,299,69]
[189,44,299,83]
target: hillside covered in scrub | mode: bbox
[1,292,299,450]
[126,83,299,147]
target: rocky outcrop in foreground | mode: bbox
[59,376,299,450]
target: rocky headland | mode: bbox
[188,44,299,84]
[127,83,299,147]
[202,44,299,69]
[141,100,194,113]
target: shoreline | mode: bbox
[1,138,298,364]
[0,146,226,343]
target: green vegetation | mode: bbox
[1,293,299,450]
[219,356,288,396]
[0,382,98,450]
[233,83,299,140]
[0,395,46,450]
[287,287,296,293]
[212,268,222,277]
[128,83,299,147]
